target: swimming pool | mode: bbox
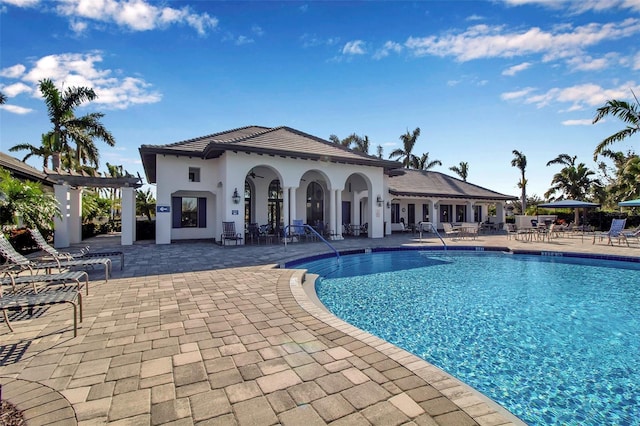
[293,249,640,426]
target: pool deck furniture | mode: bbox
[1,268,89,295]
[221,221,244,245]
[28,227,125,270]
[442,223,460,240]
[593,218,628,246]
[0,234,112,282]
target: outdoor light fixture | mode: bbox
[232,188,241,204]
[376,195,383,207]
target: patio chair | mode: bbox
[246,223,261,245]
[221,222,243,246]
[28,228,125,270]
[1,282,83,336]
[0,234,112,282]
[290,219,307,242]
[1,266,89,295]
[442,223,460,240]
[593,218,628,246]
[621,226,640,245]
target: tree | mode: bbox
[389,127,421,168]
[136,188,156,221]
[413,152,442,170]
[9,133,56,169]
[511,150,528,214]
[545,154,599,201]
[592,90,640,160]
[376,145,383,159]
[105,162,124,220]
[0,167,60,229]
[449,161,469,181]
[0,91,6,104]
[38,78,115,171]
[330,133,369,154]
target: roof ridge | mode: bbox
[163,125,272,148]
[400,168,514,198]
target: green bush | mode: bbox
[136,220,155,240]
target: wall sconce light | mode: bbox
[386,201,390,209]
[232,188,241,204]
[376,195,383,207]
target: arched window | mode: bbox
[306,181,324,224]
[244,180,252,224]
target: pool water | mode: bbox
[296,250,640,426]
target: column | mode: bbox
[121,187,136,245]
[467,201,474,223]
[53,183,70,248]
[496,203,505,229]
[429,200,439,230]
[289,187,297,223]
[282,186,290,237]
[69,187,83,244]
[329,189,337,239]
[336,189,343,240]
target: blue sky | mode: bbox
[1,0,639,199]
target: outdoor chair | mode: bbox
[28,228,124,270]
[246,223,261,245]
[1,281,83,336]
[0,234,112,282]
[221,222,243,246]
[621,226,640,245]
[442,223,460,240]
[1,267,89,295]
[593,218,628,246]
[290,219,307,242]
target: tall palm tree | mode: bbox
[39,78,115,171]
[329,133,369,153]
[9,133,56,169]
[449,161,469,181]
[352,135,370,154]
[511,150,527,213]
[376,145,383,159]
[389,127,421,168]
[106,162,124,220]
[545,160,600,223]
[0,91,6,104]
[413,152,442,170]
[592,90,640,160]
[136,188,156,221]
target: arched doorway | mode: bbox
[268,180,283,233]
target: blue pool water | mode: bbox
[295,250,640,425]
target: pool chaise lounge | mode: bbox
[0,234,112,282]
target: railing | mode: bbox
[418,222,447,249]
[283,224,340,260]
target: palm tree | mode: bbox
[545,159,600,223]
[511,150,527,214]
[106,162,124,220]
[449,161,469,181]
[592,90,640,160]
[330,133,370,154]
[376,145,383,159]
[352,135,370,154]
[0,91,6,104]
[39,78,115,171]
[413,152,442,170]
[9,133,56,169]
[389,127,421,168]
[136,188,156,221]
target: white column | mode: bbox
[467,201,474,223]
[496,203,505,227]
[335,189,344,240]
[289,187,297,223]
[430,200,439,230]
[282,186,290,237]
[121,187,136,245]
[53,183,70,248]
[69,187,83,244]
[329,189,337,239]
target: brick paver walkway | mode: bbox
[1,232,638,425]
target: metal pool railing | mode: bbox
[418,222,447,249]
[283,224,340,261]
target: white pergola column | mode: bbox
[69,187,83,244]
[121,187,136,245]
[467,201,474,223]
[430,200,439,230]
[53,183,70,248]
[329,189,337,239]
[282,186,290,236]
[289,187,297,223]
[496,203,505,227]
[336,189,343,239]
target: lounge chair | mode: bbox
[442,223,460,240]
[28,228,124,270]
[593,218,628,246]
[1,267,89,295]
[622,226,640,244]
[0,234,112,282]
[1,283,83,336]
[221,221,243,245]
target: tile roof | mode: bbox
[140,125,400,183]
[388,168,516,201]
[0,152,52,185]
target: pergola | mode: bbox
[45,169,143,248]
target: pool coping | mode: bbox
[284,245,640,426]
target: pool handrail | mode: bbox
[283,224,340,260]
[418,222,447,249]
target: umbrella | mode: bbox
[537,200,601,242]
[618,198,640,207]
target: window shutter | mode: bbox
[198,197,207,228]
[172,197,181,228]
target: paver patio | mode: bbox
[1,232,638,425]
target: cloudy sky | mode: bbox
[1,0,639,198]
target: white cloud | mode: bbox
[502,62,532,76]
[503,0,640,13]
[373,41,402,60]
[566,53,618,71]
[1,82,32,97]
[0,104,33,114]
[562,118,593,125]
[0,52,161,112]
[404,19,640,63]
[0,0,39,6]
[51,0,218,35]
[501,87,535,100]
[0,64,25,78]
[342,40,366,55]
[252,25,264,36]
[300,34,340,48]
[508,81,639,110]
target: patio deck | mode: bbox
[1,231,638,425]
